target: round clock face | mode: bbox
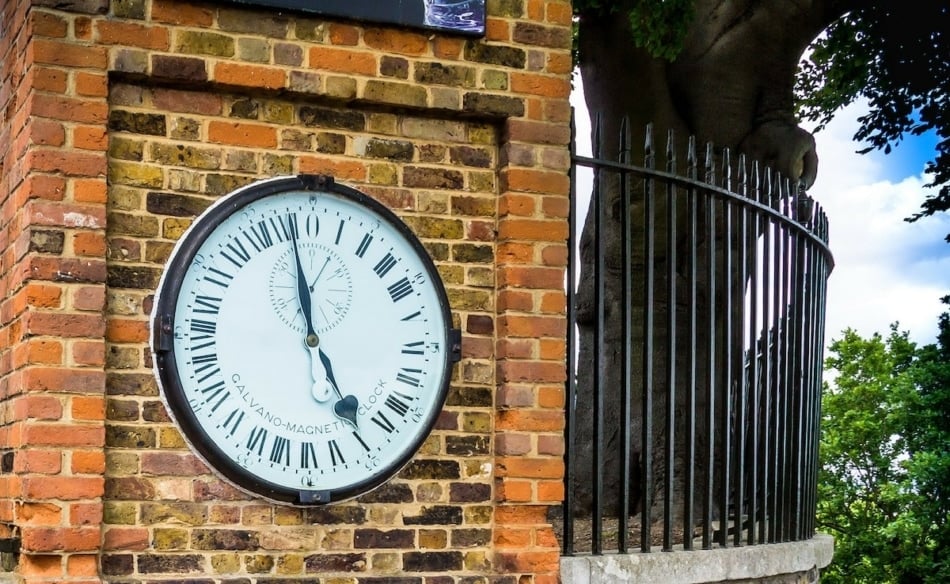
[151,175,459,505]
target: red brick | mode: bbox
[208,120,278,148]
[30,149,107,177]
[29,174,67,200]
[14,449,62,474]
[72,125,108,151]
[17,502,63,526]
[72,286,106,312]
[73,179,107,203]
[498,314,565,338]
[152,0,214,25]
[32,11,68,38]
[494,526,533,547]
[103,527,149,551]
[364,28,428,55]
[152,88,222,115]
[512,72,571,98]
[72,340,105,367]
[503,168,570,195]
[32,39,108,68]
[71,449,105,474]
[214,62,286,90]
[95,20,169,50]
[497,479,533,501]
[26,282,63,308]
[497,219,568,242]
[23,424,103,447]
[28,200,106,228]
[497,360,566,383]
[73,231,107,257]
[299,156,366,181]
[496,409,564,432]
[31,119,65,147]
[105,318,148,343]
[33,67,67,93]
[308,46,377,76]
[20,526,101,553]
[23,368,105,393]
[75,72,108,97]
[486,18,511,42]
[71,395,105,421]
[22,476,104,500]
[12,394,63,420]
[328,23,361,46]
[27,312,105,337]
[68,502,102,525]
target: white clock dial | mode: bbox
[151,176,460,505]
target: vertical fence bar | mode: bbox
[684,136,699,551]
[733,157,750,548]
[719,148,733,548]
[766,179,785,543]
[591,115,606,555]
[663,130,677,552]
[641,124,656,553]
[746,168,764,545]
[758,172,776,544]
[780,187,796,542]
[618,117,633,554]
[702,142,716,550]
[563,110,578,556]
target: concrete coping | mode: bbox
[561,533,834,584]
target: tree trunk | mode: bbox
[571,0,844,535]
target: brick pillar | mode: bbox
[1,2,110,582]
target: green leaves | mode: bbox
[820,300,950,583]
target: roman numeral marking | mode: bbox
[335,220,345,245]
[191,319,216,337]
[194,295,222,314]
[385,391,413,417]
[328,439,345,466]
[396,368,422,388]
[402,341,425,355]
[401,311,422,321]
[373,253,397,278]
[221,409,244,437]
[247,426,268,456]
[371,410,396,434]
[300,442,318,469]
[387,277,413,302]
[204,267,233,288]
[253,220,275,249]
[269,435,291,466]
[353,432,370,452]
[270,215,290,243]
[221,239,251,268]
[355,234,373,258]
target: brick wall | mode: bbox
[0,0,571,582]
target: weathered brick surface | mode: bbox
[1,0,571,582]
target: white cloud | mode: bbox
[809,101,950,345]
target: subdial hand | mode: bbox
[290,231,331,402]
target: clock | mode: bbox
[151,174,461,505]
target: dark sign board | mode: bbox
[222,0,485,36]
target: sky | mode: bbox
[570,86,950,348]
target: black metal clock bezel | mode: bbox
[151,174,460,505]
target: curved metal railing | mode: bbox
[562,115,833,555]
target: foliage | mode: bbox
[819,300,950,583]
[572,0,950,240]
[795,2,950,240]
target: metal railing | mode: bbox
[561,116,833,555]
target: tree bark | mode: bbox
[571,0,847,532]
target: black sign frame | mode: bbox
[221,0,486,36]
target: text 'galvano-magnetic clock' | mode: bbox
[151,175,462,505]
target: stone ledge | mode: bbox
[562,534,834,584]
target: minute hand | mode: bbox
[290,231,330,402]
